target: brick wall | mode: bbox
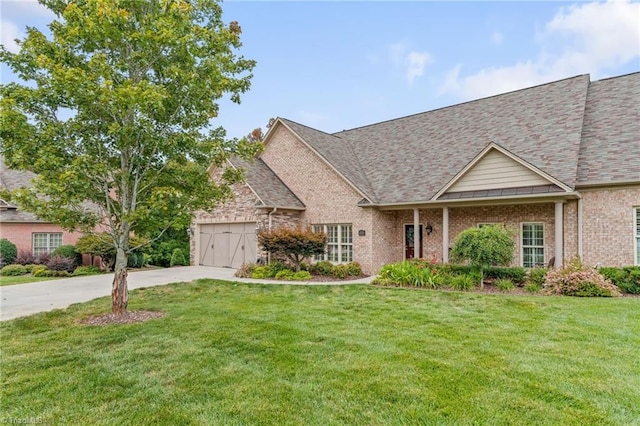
[581,186,640,266]
[0,222,86,258]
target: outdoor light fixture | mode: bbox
[358,229,366,236]
[187,227,194,237]
[426,224,433,235]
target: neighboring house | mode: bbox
[0,157,87,258]
[192,72,640,274]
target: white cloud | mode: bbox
[3,0,56,18]
[386,43,432,85]
[1,20,22,53]
[407,51,431,84]
[491,31,504,46]
[441,0,640,100]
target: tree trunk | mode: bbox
[112,247,128,315]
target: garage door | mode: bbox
[199,223,257,268]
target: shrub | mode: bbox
[494,278,515,292]
[449,274,476,291]
[46,255,76,272]
[235,262,257,278]
[599,266,640,294]
[451,225,515,287]
[51,245,83,267]
[146,236,189,267]
[250,263,287,279]
[543,258,620,297]
[274,269,294,280]
[31,265,50,277]
[128,252,145,268]
[76,232,148,271]
[34,269,71,278]
[312,261,334,276]
[292,271,312,281]
[344,262,363,277]
[23,264,40,273]
[14,250,36,265]
[377,261,443,288]
[1,264,28,276]
[485,266,527,284]
[0,239,18,266]
[528,267,548,288]
[524,282,542,294]
[331,264,350,279]
[72,266,103,276]
[170,248,188,267]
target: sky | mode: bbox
[1,0,639,140]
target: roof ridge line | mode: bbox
[333,74,591,135]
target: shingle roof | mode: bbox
[229,156,305,209]
[333,74,590,204]
[577,73,640,185]
[0,156,42,222]
[275,73,639,205]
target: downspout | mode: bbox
[267,207,277,264]
[577,196,583,260]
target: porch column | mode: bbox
[577,198,583,259]
[442,207,449,263]
[555,201,563,268]
[413,208,421,259]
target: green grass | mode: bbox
[1,280,639,425]
[0,275,63,286]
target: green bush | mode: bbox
[147,237,189,267]
[485,266,527,284]
[292,271,312,281]
[599,266,640,294]
[528,268,548,288]
[51,245,83,267]
[543,258,620,297]
[312,261,334,276]
[23,264,40,273]
[72,266,103,276]
[449,274,476,291]
[170,248,188,267]
[1,264,28,276]
[0,239,18,266]
[128,252,145,268]
[344,262,363,277]
[250,262,287,279]
[494,278,515,292]
[34,269,71,278]
[31,265,49,277]
[524,282,542,293]
[331,264,350,279]
[377,261,442,288]
[274,269,294,280]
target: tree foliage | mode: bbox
[76,232,148,271]
[451,225,515,287]
[257,227,327,272]
[0,0,258,314]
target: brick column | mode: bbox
[555,201,563,268]
[442,207,449,263]
[414,208,420,259]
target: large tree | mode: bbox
[0,0,259,315]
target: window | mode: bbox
[313,224,353,263]
[33,233,63,256]
[635,208,640,266]
[521,223,544,268]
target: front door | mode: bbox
[405,224,423,259]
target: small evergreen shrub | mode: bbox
[494,278,515,292]
[344,262,363,277]
[46,255,76,272]
[235,262,257,278]
[23,264,40,273]
[312,261,334,276]
[543,258,620,297]
[274,269,294,280]
[292,270,312,281]
[72,266,102,276]
[485,267,527,284]
[331,264,350,279]
[0,239,18,266]
[1,264,28,276]
[449,274,476,291]
[31,265,49,277]
[169,248,188,267]
[599,266,640,294]
[528,267,548,288]
[524,282,542,293]
[128,252,146,268]
[51,245,82,267]
[251,266,273,279]
[34,269,71,278]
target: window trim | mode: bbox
[313,224,353,264]
[32,232,63,256]
[521,222,545,268]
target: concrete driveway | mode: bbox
[0,266,373,321]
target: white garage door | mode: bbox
[199,223,257,268]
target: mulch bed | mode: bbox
[79,311,165,326]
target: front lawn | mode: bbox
[0,275,64,286]
[1,280,639,425]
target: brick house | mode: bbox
[0,157,88,260]
[192,72,640,274]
